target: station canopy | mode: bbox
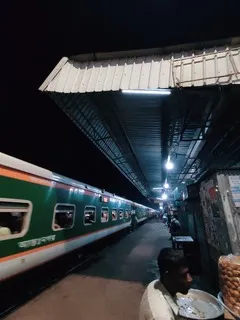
[39,37,240,201]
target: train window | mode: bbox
[112,209,118,221]
[101,207,109,223]
[125,210,129,219]
[53,204,75,231]
[119,209,123,219]
[84,206,96,225]
[0,199,32,240]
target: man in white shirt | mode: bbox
[139,248,192,320]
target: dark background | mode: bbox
[1,0,240,204]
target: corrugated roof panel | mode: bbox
[64,62,79,93]
[40,45,240,93]
[104,59,119,91]
[94,61,109,92]
[138,57,152,89]
[71,62,86,92]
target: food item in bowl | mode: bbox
[178,297,206,318]
[177,295,222,319]
[218,254,240,316]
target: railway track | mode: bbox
[0,228,132,319]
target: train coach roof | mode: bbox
[0,152,110,195]
[0,152,153,209]
[0,152,53,180]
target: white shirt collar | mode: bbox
[155,281,179,316]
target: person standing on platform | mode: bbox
[169,215,181,249]
[163,213,168,225]
[167,212,172,228]
[170,216,181,238]
[139,248,192,320]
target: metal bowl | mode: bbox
[217,292,240,320]
[176,289,224,319]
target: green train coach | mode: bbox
[0,152,155,282]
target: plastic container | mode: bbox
[218,254,240,316]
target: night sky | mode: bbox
[1,0,240,205]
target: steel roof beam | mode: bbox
[160,102,170,185]
[110,96,151,194]
[89,92,151,195]
[50,92,148,196]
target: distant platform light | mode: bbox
[122,89,171,95]
[165,155,174,170]
[153,187,163,190]
[166,161,174,170]
[164,182,169,189]
[162,193,168,200]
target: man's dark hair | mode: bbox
[157,248,188,277]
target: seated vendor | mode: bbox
[139,248,192,320]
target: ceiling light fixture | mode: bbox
[122,89,171,95]
[165,155,174,170]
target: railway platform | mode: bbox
[4,221,170,320]
[3,220,215,320]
